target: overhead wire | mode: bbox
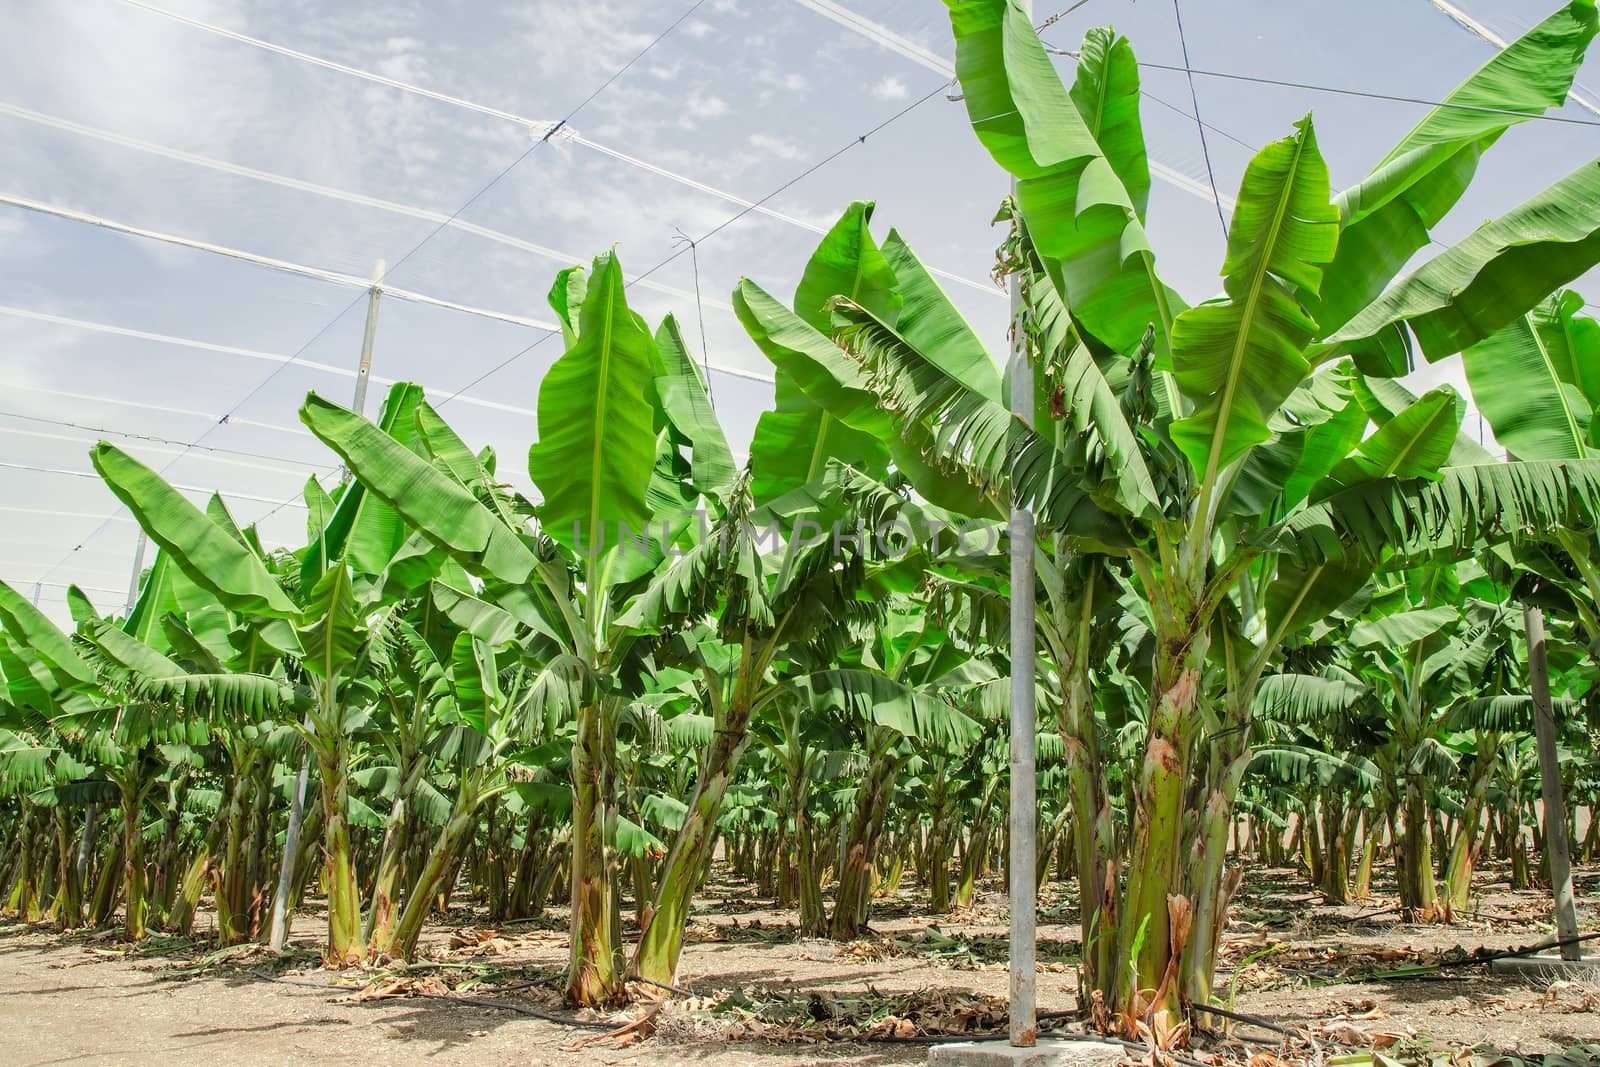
[671,229,717,410]
[0,101,722,310]
[1168,0,1229,239]
[0,425,325,481]
[1050,52,1600,128]
[0,192,562,332]
[0,302,765,401]
[439,79,952,406]
[0,459,307,507]
[111,0,999,298]
[0,375,314,438]
[2,578,128,598]
[0,410,336,471]
[26,0,711,587]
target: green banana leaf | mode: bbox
[90,443,297,619]
[1309,0,1598,335]
[1169,117,1338,481]
[1462,297,1595,460]
[301,393,538,585]
[1328,156,1600,374]
[528,251,660,561]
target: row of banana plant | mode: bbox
[5,0,1600,1042]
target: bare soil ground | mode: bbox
[2,862,1597,1066]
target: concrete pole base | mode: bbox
[1489,953,1600,980]
[927,1038,1127,1067]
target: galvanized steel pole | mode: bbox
[269,260,384,952]
[123,530,148,613]
[349,259,385,418]
[1006,193,1038,1047]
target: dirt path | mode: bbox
[2,867,1597,1065]
[0,926,926,1067]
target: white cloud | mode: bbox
[757,67,808,94]
[683,19,713,39]
[749,133,804,161]
[872,75,909,101]
[686,92,729,119]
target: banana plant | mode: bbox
[796,598,984,938]
[722,0,1600,1034]
[301,252,726,1006]
[0,564,297,941]
[87,383,429,961]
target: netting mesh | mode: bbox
[2,0,1595,620]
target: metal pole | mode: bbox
[269,260,384,952]
[350,259,385,418]
[1006,191,1038,1047]
[124,530,148,614]
[1524,604,1581,960]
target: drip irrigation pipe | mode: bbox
[1316,931,1600,985]
[1190,1002,1298,1037]
[237,964,1215,1062]
[1427,930,1600,970]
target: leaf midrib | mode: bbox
[1203,132,1309,490]
[1372,398,1451,480]
[803,229,872,483]
[588,267,619,549]
[1524,310,1588,459]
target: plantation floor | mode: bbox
[2,863,1598,1066]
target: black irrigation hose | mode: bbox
[1190,1002,1299,1038]
[1352,931,1600,982]
[626,973,698,998]
[1441,931,1600,969]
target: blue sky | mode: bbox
[1,0,1596,624]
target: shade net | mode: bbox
[0,0,1595,621]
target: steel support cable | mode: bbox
[112,0,1000,298]
[27,0,709,586]
[0,102,724,311]
[1423,0,1600,118]
[0,426,323,481]
[1169,0,1228,238]
[0,192,563,333]
[0,306,538,416]
[1041,48,1600,129]
[0,375,315,437]
[0,506,135,523]
[0,298,773,392]
[438,80,951,407]
[1,577,127,597]
[0,412,338,473]
[0,459,307,507]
